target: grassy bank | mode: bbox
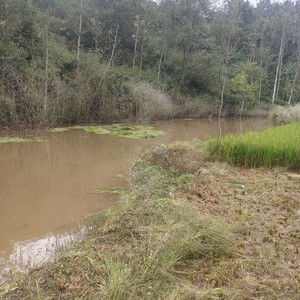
[2,146,233,300]
[2,139,299,299]
[206,122,300,170]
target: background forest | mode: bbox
[0,0,300,128]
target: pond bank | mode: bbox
[2,140,299,299]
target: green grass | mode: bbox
[48,124,165,140]
[206,122,300,170]
[0,137,44,144]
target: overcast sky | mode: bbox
[211,0,297,8]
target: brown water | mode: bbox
[0,118,270,274]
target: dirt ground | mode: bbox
[184,163,300,299]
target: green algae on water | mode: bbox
[0,137,44,144]
[48,124,165,139]
[89,186,123,194]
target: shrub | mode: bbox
[172,94,217,118]
[130,81,174,121]
[271,104,300,125]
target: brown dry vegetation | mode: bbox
[186,163,300,299]
[1,142,299,300]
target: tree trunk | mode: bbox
[288,47,300,105]
[258,37,265,103]
[1,0,8,91]
[104,24,119,79]
[258,62,263,102]
[139,30,145,73]
[239,98,245,118]
[178,44,186,91]
[272,25,286,104]
[3,0,8,51]
[95,33,98,53]
[93,24,119,98]
[132,26,139,70]
[44,8,49,115]
[275,46,285,100]
[219,65,227,119]
[218,12,234,119]
[219,39,231,118]
[249,25,258,63]
[157,48,164,82]
[76,0,83,61]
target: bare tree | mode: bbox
[132,16,140,70]
[93,24,119,97]
[3,0,8,52]
[157,47,165,82]
[139,26,147,74]
[271,1,295,104]
[76,0,83,60]
[217,0,239,118]
[272,25,287,104]
[288,46,300,105]
[44,7,49,114]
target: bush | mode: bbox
[130,81,174,121]
[271,104,300,125]
[172,94,218,118]
[0,94,16,126]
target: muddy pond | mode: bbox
[0,118,270,275]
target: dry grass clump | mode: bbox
[143,140,204,173]
[130,82,174,121]
[2,154,233,300]
[271,104,300,125]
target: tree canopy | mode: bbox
[0,0,299,127]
